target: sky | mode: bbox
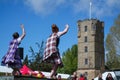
[0,0,120,62]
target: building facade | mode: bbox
[77,19,105,80]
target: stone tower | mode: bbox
[77,19,105,80]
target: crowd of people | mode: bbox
[68,71,114,80]
[97,73,114,80]
[67,71,87,80]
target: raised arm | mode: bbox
[57,24,69,37]
[20,24,26,40]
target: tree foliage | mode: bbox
[28,41,44,70]
[105,14,120,70]
[23,55,29,65]
[22,41,52,71]
[22,42,78,73]
[57,44,78,74]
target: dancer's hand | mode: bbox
[20,24,24,29]
[65,24,69,28]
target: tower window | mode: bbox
[78,26,81,31]
[85,58,88,65]
[85,26,87,32]
[84,36,87,42]
[85,46,88,52]
[93,26,96,31]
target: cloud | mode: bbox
[72,0,90,13]
[72,0,120,18]
[24,0,120,17]
[24,0,65,16]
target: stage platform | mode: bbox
[0,76,57,80]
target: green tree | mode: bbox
[27,41,52,71]
[28,41,44,70]
[105,14,120,70]
[57,44,78,74]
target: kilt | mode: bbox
[44,50,63,66]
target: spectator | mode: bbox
[98,73,103,80]
[79,74,85,80]
[83,72,88,80]
[106,73,114,80]
[58,75,62,80]
[71,72,78,80]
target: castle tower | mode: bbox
[77,19,105,80]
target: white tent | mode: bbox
[0,66,13,73]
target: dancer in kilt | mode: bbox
[1,24,26,75]
[43,24,69,78]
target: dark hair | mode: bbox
[12,32,19,39]
[51,24,59,33]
